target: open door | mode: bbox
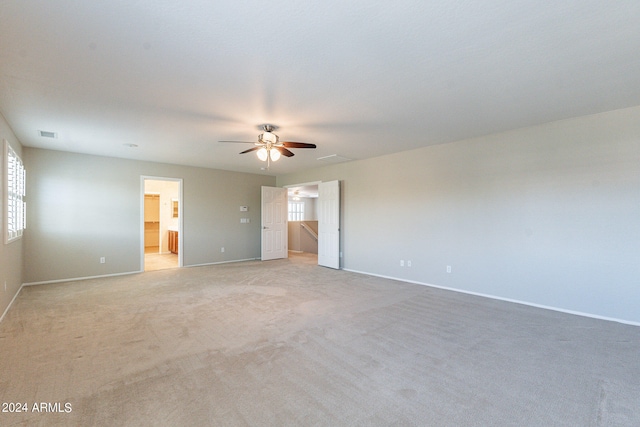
[141,176,183,272]
[261,186,288,260]
[318,180,340,269]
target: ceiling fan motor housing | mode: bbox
[259,131,279,146]
[220,123,315,167]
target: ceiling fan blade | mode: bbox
[239,147,261,154]
[275,146,295,157]
[219,140,256,144]
[282,141,317,149]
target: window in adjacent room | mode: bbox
[5,140,26,243]
[288,201,304,221]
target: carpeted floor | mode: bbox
[1,253,639,426]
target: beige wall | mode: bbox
[302,197,317,221]
[288,220,318,254]
[0,114,24,320]
[23,149,275,283]
[278,105,640,324]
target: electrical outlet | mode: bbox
[221,247,225,253]
[100,257,106,264]
[400,260,404,267]
[407,260,412,267]
[446,265,451,273]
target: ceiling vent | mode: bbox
[38,130,57,138]
[317,154,352,163]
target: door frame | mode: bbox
[140,176,184,271]
[284,180,341,268]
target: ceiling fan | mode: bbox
[220,124,316,168]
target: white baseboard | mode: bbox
[185,258,260,268]
[343,268,640,327]
[23,270,141,287]
[20,258,260,286]
[0,283,25,324]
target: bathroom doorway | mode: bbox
[142,177,183,271]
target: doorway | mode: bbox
[261,181,341,268]
[142,177,183,271]
[286,184,319,261]
[285,180,341,269]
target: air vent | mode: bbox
[38,130,57,138]
[317,154,352,163]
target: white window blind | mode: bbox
[6,140,26,243]
[288,201,304,221]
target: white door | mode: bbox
[261,186,288,260]
[318,180,340,269]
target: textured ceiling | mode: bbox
[1,1,640,175]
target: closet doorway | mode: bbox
[141,177,183,271]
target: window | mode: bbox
[288,201,304,221]
[5,140,26,243]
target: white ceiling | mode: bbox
[287,184,319,199]
[2,1,640,176]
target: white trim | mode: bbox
[0,283,25,324]
[20,258,259,287]
[185,258,259,268]
[22,270,141,287]
[283,180,322,189]
[343,268,640,327]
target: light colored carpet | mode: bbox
[1,253,639,426]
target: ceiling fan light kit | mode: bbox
[257,147,268,161]
[220,124,317,169]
